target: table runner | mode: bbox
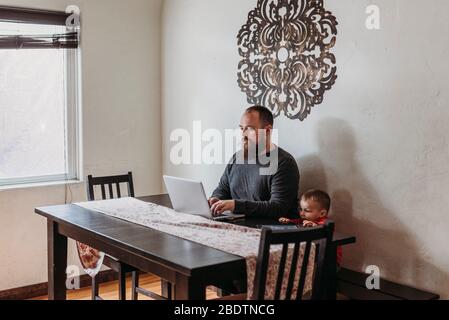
[74,197,315,299]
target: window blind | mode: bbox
[0,6,79,49]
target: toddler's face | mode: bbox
[299,198,328,222]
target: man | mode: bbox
[209,106,300,219]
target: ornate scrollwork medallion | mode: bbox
[237,0,338,121]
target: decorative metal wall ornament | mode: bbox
[237,0,338,121]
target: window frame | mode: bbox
[0,7,82,189]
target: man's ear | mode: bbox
[320,210,328,217]
[265,125,273,137]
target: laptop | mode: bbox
[163,175,246,221]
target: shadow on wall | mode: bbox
[296,117,446,297]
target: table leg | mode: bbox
[161,279,173,299]
[174,274,206,300]
[48,220,68,300]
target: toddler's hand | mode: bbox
[303,220,318,228]
[279,217,291,224]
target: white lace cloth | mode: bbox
[74,197,314,299]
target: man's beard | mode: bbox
[243,141,265,160]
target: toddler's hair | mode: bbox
[302,189,331,211]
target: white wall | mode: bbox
[162,0,449,298]
[0,0,163,291]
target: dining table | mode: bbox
[35,194,356,300]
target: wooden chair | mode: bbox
[87,172,172,300]
[220,221,335,300]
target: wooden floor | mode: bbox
[31,274,348,300]
[32,274,219,300]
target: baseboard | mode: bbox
[0,270,118,300]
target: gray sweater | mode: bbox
[211,147,299,218]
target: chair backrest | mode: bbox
[252,221,335,300]
[87,172,135,201]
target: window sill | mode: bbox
[0,179,83,192]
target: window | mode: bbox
[0,6,81,188]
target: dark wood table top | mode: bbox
[36,194,355,276]
[140,194,356,247]
[35,202,244,278]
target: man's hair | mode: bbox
[301,189,331,212]
[245,106,274,127]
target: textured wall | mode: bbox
[0,0,163,290]
[162,0,449,298]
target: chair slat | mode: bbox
[311,240,327,299]
[87,175,95,201]
[274,243,288,300]
[100,184,106,200]
[252,229,272,300]
[296,241,312,300]
[128,172,135,197]
[116,183,121,198]
[108,183,114,199]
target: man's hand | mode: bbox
[208,197,220,207]
[210,200,235,216]
[303,220,318,228]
